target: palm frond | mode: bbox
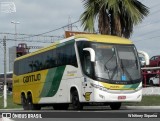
[80,0,149,38]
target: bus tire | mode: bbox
[21,94,28,110]
[71,90,83,110]
[150,80,154,86]
[53,104,69,110]
[27,94,41,110]
[110,102,121,110]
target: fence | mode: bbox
[141,67,160,87]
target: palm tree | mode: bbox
[80,0,149,38]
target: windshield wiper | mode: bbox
[104,66,111,80]
[103,49,116,80]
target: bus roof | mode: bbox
[15,34,133,61]
[75,34,133,44]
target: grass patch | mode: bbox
[0,93,22,109]
[123,95,160,106]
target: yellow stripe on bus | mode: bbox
[13,70,48,104]
[75,34,133,44]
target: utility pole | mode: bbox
[0,3,16,108]
[3,36,7,108]
[11,21,20,45]
[68,16,72,31]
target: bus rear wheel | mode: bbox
[21,95,28,110]
[110,102,121,110]
[27,94,41,110]
[71,90,83,110]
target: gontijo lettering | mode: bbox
[23,74,41,83]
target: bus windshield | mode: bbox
[77,41,141,84]
[94,44,141,82]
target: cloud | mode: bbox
[131,0,160,57]
[0,0,85,72]
[1,0,84,34]
[13,0,84,34]
[1,0,160,72]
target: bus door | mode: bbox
[82,50,94,101]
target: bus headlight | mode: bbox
[135,82,142,91]
[90,83,108,92]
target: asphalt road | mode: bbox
[1,106,160,121]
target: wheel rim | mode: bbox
[151,81,153,86]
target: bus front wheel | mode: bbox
[71,90,83,110]
[110,102,121,110]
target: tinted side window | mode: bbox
[52,49,57,67]
[69,43,78,67]
[14,61,19,75]
[28,56,34,72]
[56,47,63,66]
[56,42,78,67]
[19,60,24,75]
[14,41,78,75]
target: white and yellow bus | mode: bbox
[13,34,142,110]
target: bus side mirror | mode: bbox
[138,51,150,66]
[83,48,95,62]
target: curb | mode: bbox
[1,106,160,111]
[0,108,22,111]
[123,106,160,109]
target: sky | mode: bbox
[0,0,160,73]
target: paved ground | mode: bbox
[0,108,160,121]
[1,105,160,121]
[142,87,160,95]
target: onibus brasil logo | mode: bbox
[0,1,16,13]
[1,113,42,120]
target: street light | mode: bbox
[11,21,20,45]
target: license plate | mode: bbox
[118,96,126,100]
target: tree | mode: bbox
[80,0,149,38]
